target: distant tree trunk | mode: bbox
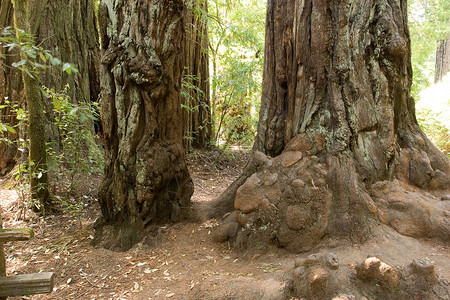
[94,0,193,250]
[0,0,100,174]
[435,36,450,83]
[29,0,100,150]
[12,0,50,208]
[0,0,24,175]
[183,0,211,151]
[210,0,450,253]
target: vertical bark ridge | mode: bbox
[211,0,449,251]
[95,0,193,250]
[0,0,24,175]
[182,0,211,151]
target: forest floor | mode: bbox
[0,148,449,300]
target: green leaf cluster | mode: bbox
[409,0,450,97]
[0,27,78,78]
[208,0,266,146]
[45,85,103,193]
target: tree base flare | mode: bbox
[211,144,449,253]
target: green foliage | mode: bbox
[409,0,450,97]
[181,73,207,113]
[55,194,85,228]
[181,73,210,144]
[417,108,450,157]
[45,86,103,192]
[409,1,450,155]
[209,0,266,147]
[0,27,78,78]
[0,26,102,218]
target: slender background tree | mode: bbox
[12,0,50,208]
[182,0,212,151]
[435,36,450,82]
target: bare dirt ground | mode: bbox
[1,148,449,300]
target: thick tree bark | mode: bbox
[12,0,50,208]
[182,0,211,151]
[0,0,24,175]
[31,0,100,104]
[94,0,194,250]
[210,0,450,253]
[435,36,450,83]
[0,0,100,173]
[28,0,100,150]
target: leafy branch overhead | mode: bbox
[0,27,78,78]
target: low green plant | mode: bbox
[1,26,102,219]
[417,108,450,157]
[1,26,79,212]
[55,194,84,228]
[45,86,103,193]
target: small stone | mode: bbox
[411,258,434,271]
[280,151,303,167]
[306,253,322,265]
[357,257,400,290]
[262,173,278,186]
[327,239,338,248]
[441,194,450,201]
[212,222,240,242]
[291,179,305,189]
[293,266,306,278]
[234,174,264,213]
[326,253,339,270]
[411,258,436,280]
[309,267,328,290]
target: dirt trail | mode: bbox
[0,149,449,299]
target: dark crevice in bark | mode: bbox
[210,0,450,254]
[94,0,193,251]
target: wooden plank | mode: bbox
[0,228,34,242]
[0,272,55,297]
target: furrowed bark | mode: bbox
[94,0,193,251]
[210,0,450,252]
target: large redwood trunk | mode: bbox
[0,0,23,175]
[29,0,100,150]
[182,0,211,151]
[94,0,194,250]
[0,0,100,174]
[210,0,449,253]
